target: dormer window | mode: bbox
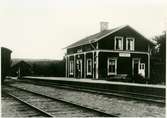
[126,37,135,50]
[114,36,123,50]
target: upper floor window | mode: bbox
[69,60,74,75]
[87,59,92,75]
[114,36,123,50]
[107,58,117,75]
[126,38,135,50]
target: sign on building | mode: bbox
[119,53,130,57]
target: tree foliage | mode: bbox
[152,32,166,62]
[150,32,166,84]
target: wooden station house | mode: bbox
[65,22,154,80]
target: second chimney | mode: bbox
[100,21,109,32]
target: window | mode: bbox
[87,59,92,75]
[107,58,117,75]
[140,63,145,70]
[69,60,74,75]
[115,36,123,50]
[126,38,135,50]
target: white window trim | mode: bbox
[69,60,74,75]
[87,58,92,75]
[107,58,117,75]
[114,36,123,50]
[126,37,135,51]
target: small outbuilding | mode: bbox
[1,47,12,82]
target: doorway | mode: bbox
[76,59,82,78]
[132,58,140,76]
[139,63,145,77]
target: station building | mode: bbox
[65,22,154,80]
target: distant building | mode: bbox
[1,47,12,82]
[65,22,154,80]
[11,58,65,77]
[11,60,32,77]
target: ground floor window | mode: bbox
[69,60,74,75]
[107,58,117,75]
[87,58,92,75]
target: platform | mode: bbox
[23,76,165,88]
[19,76,165,98]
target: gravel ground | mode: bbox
[10,82,165,117]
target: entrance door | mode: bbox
[139,63,145,77]
[76,59,82,78]
[132,59,140,76]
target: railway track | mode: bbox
[3,85,117,117]
[17,79,165,104]
[2,92,51,117]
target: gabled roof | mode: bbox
[65,25,155,49]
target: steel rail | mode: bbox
[3,91,53,117]
[5,85,118,117]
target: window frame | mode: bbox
[126,37,135,51]
[140,63,145,70]
[87,58,92,75]
[114,36,123,50]
[69,60,74,75]
[107,58,117,75]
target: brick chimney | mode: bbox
[100,21,109,32]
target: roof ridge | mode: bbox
[65,25,126,49]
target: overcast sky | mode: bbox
[0,0,166,60]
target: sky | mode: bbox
[0,0,166,60]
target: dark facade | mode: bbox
[65,24,154,80]
[1,47,12,82]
